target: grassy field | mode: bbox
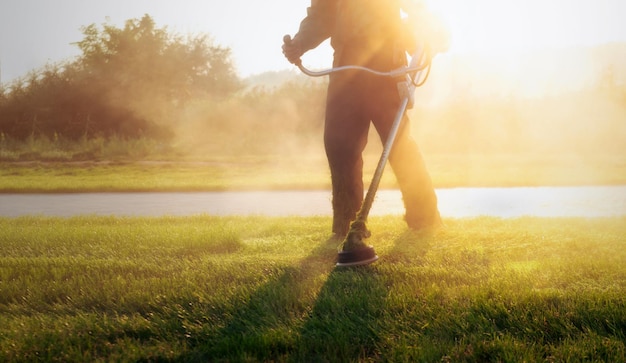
[0,159,330,192]
[1,152,625,192]
[1,216,624,362]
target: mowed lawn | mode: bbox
[0,216,624,362]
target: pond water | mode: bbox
[1,186,625,218]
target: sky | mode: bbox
[1,0,625,84]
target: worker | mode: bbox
[283,0,446,240]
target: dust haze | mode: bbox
[159,43,624,186]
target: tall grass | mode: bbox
[0,134,177,162]
[0,216,624,362]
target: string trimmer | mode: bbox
[284,35,432,267]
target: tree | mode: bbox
[0,14,242,140]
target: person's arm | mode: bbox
[294,0,336,52]
[283,0,336,63]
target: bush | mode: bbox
[0,15,242,141]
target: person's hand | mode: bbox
[282,35,303,65]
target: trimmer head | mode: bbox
[336,220,378,267]
[336,245,378,267]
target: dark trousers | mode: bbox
[324,50,440,235]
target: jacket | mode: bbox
[294,0,411,67]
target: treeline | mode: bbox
[0,15,326,156]
[0,15,242,139]
[1,15,625,159]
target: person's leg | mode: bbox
[324,74,370,236]
[388,118,441,229]
[370,81,441,230]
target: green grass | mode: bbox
[0,160,330,192]
[1,216,624,362]
[2,152,625,192]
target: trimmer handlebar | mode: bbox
[283,34,431,79]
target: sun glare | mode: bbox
[416,0,625,99]
[423,0,537,57]
[422,0,619,58]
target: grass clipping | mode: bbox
[0,215,624,362]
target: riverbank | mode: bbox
[1,153,624,193]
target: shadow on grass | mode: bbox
[172,235,339,362]
[293,229,436,361]
[293,264,388,361]
[172,227,435,362]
